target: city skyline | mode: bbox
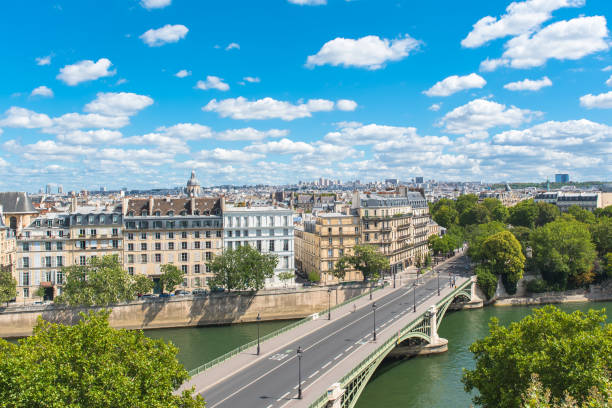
[1,0,612,191]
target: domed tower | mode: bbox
[186,170,201,197]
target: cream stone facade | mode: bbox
[0,211,16,291]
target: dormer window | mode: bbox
[168,211,174,216]
[128,211,134,217]
[99,215,105,223]
[154,211,161,216]
[180,210,187,216]
[141,210,148,216]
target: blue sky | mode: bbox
[0,0,611,192]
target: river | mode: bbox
[146,301,612,407]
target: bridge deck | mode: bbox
[182,255,471,408]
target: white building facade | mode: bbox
[223,206,295,288]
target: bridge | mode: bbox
[180,255,480,408]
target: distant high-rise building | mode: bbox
[385,178,398,185]
[415,177,424,184]
[45,184,52,194]
[555,174,569,183]
[57,185,63,194]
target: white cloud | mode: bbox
[175,69,191,78]
[306,35,420,70]
[462,0,585,48]
[203,97,348,120]
[288,0,326,5]
[243,76,260,83]
[196,76,230,91]
[57,129,123,145]
[216,128,288,141]
[579,91,612,109]
[504,76,552,91]
[424,73,486,97]
[57,58,116,86]
[36,55,51,66]
[51,113,130,131]
[607,75,612,87]
[325,122,417,146]
[493,119,610,147]
[480,58,509,72]
[84,92,153,116]
[140,0,171,9]
[438,98,539,137]
[156,123,213,140]
[603,66,612,72]
[31,86,54,98]
[246,138,315,155]
[0,107,53,128]
[198,148,264,162]
[429,103,442,111]
[336,99,358,111]
[488,16,610,70]
[225,42,240,51]
[140,24,188,47]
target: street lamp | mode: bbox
[413,282,417,313]
[437,270,440,296]
[369,280,373,300]
[372,302,377,342]
[256,312,261,355]
[327,287,332,320]
[297,346,303,399]
[393,266,396,289]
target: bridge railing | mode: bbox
[187,283,384,377]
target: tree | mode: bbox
[508,200,538,228]
[0,310,205,408]
[535,202,560,227]
[522,374,611,408]
[55,255,134,307]
[278,271,294,287]
[475,265,497,300]
[424,253,432,267]
[480,231,525,294]
[432,204,459,229]
[455,194,479,215]
[482,198,509,223]
[568,205,596,224]
[460,204,492,227]
[160,264,186,294]
[462,306,612,408]
[208,245,277,291]
[334,245,389,282]
[133,274,154,297]
[530,218,597,289]
[593,205,612,219]
[466,221,507,261]
[0,267,17,306]
[590,217,612,256]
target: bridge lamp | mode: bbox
[256,313,261,356]
[413,282,417,313]
[328,287,332,320]
[437,270,440,296]
[372,302,377,342]
[297,346,303,399]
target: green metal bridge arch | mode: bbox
[309,277,475,408]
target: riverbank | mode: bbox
[493,280,612,307]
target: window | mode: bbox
[205,241,211,249]
[79,229,86,237]
[128,267,134,275]
[168,242,175,250]
[59,230,64,237]
[181,253,188,262]
[227,242,232,250]
[45,271,53,282]
[57,256,63,267]
[88,216,94,223]
[284,240,289,251]
[155,232,161,239]
[80,256,87,266]
[127,255,134,264]
[141,243,147,251]
[328,249,333,257]
[365,233,370,242]
[22,257,30,268]
[168,211,174,216]
[205,231,211,238]
[339,237,343,245]
[328,261,334,270]
[194,264,200,274]
[76,216,82,223]
[168,232,174,239]
[243,230,249,237]
[23,288,29,298]
[181,265,188,274]
[328,237,332,245]
[339,249,344,256]
[141,233,147,240]
[128,233,134,240]
[216,231,222,238]
[44,242,51,251]
[155,242,161,250]
[328,227,332,234]
[56,270,64,284]
[194,241,201,249]
[364,222,369,230]
[45,256,52,267]
[56,242,63,251]
[112,240,119,249]
[236,230,241,238]
[128,243,134,251]
[154,211,161,217]
[339,227,343,234]
[181,232,187,239]
[269,240,275,252]
[22,243,29,252]
[228,231,232,238]
[181,242,188,249]
[140,254,147,263]
[257,240,262,252]
[205,252,212,261]
[113,215,118,223]
[141,210,148,216]
[79,240,86,249]
[155,254,161,263]
[46,230,52,238]
[194,231,200,238]
[256,229,262,237]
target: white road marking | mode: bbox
[334,353,342,360]
[308,370,319,378]
[266,405,273,408]
[276,391,289,401]
[321,361,332,369]
[345,346,353,352]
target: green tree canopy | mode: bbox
[0,266,17,305]
[535,202,560,227]
[508,199,538,228]
[462,306,612,408]
[568,205,597,224]
[133,274,154,296]
[593,205,612,219]
[522,374,611,408]
[466,221,507,261]
[334,245,389,281]
[0,310,204,408]
[530,218,597,289]
[428,235,448,255]
[455,194,479,215]
[55,255,134,306]
[480,231,525,294]
[590,217,612,257]
[209,245,278,291]
[460,203,492,227]
[160,264,186,294]
[482,198,509,223]
[432,204,459,229]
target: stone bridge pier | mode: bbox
[387,305,448,358]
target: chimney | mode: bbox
[191,195,196,215]
[122,197,128,216]
[351,190,360,210]
[70,193,77,213]
[220,195,226,213]
[149,196,154,214]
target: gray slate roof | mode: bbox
[0,192,37,214]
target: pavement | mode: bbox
[181,252,471,408]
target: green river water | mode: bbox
[146,301,612,408]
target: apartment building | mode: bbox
[223,206,295,287]
[0,208,16,287]
[534,191,604,212]
[122,196,223,292]
[295,213,360,284]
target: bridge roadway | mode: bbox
[184,255,471,408]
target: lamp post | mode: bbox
[369,280,373,300]
[393,266,396,288]
[256,312,261,355]
[437,270,440,296]
[372,302,377,342]
[327,287,332,320]
[297,346,303,399]
[413,282,416,313]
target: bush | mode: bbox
[501,273,518,295]
[307,271,321,283]
[476,266,497,300]
[526,278,548,293]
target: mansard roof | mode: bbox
[0,192,37,214]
